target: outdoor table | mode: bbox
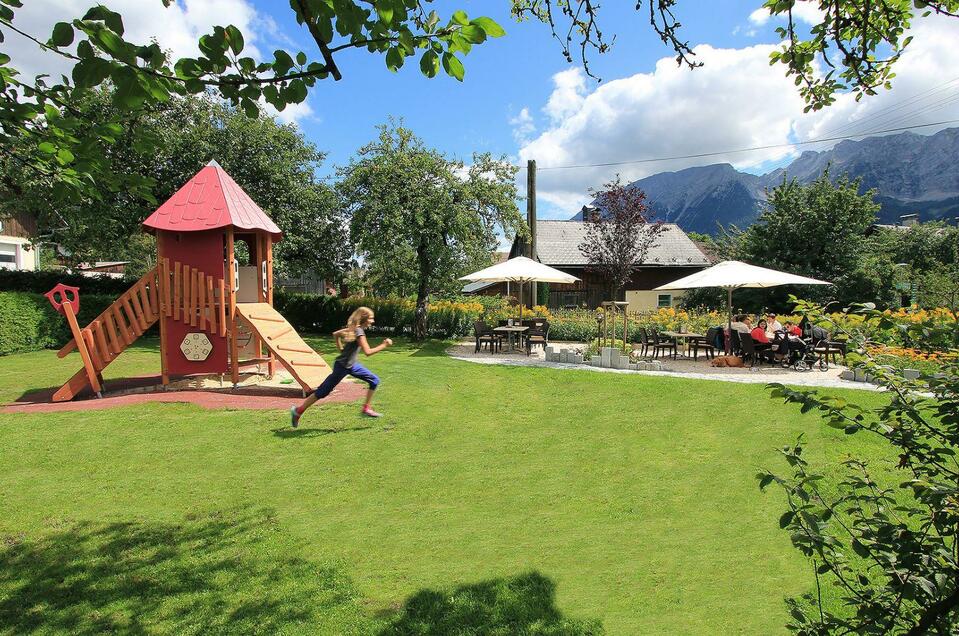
[661,331,705,358]
[493,325,528,352]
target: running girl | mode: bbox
[290,306,391,426]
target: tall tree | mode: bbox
[339,123,523,339]
[6,89,349,278]
[578,177,663,299]
[735,170,883,308]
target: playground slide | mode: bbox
[235,303,332,392]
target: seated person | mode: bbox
[766,313,783,334]
[751,319,771,344]
[729,314,751,334]
[784,320,802,337]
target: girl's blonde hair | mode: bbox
[342,306,374,342]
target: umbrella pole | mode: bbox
[727,287,733,354]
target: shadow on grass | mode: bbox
[379,571,604,635]
[272,424,375,438]
[0,508,371,634]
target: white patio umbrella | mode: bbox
[459,256,579,318]
[654,260,831,330]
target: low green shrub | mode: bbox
[273,291,484,338]
[0,291,117,355]
[0,268,137,296]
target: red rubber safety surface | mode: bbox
[2,376,365,414]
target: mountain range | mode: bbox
[571,127,959,234]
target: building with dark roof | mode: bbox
[501,220,710,310]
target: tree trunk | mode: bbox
[414,242,430,341]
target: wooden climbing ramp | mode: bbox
[235,303,332,392]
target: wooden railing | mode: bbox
[58,258,226,366]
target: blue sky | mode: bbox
[251,0,759,176]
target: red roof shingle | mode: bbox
[143,161,282,238]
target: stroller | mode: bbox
[777,316,830,371]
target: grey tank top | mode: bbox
[336,327,364,367]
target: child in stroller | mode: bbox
[772,317,831,371]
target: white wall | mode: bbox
[625,289,685,312]
[0,236,37,271]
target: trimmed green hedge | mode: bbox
[274,291,484,339]
[0,268,137,296]
[0,291,118,355]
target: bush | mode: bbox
[0,291,118,355]
[273,291,485,339]
[0,268,137,296]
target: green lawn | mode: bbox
[0,337,897,634]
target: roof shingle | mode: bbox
[531,220,709,266]
[143,161,282,237]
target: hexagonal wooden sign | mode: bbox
[180,332,212,361]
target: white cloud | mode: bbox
[544,68,587,123]
[509,107,536,145]
[518,44,808,213]
[4,0,315,126]
[517,13,959,218]
[748,8,771,26]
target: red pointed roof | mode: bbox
[143,161,282,238]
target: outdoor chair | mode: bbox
[729,329,743,356]
[633,329,651,357]
[652,331,678,359]
[690,327,718,361]
[473,320,500,353]
[812,339,847,369]
[740,333,773,367]
[525,321,550,356]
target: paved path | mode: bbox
[447,342,881,392]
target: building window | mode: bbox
[657,294,672,308]
[0,242,17,271]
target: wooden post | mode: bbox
[173,261,182,322]
[227,228,239,385]
[254,233,264,364]
[62,301,102,397]
[527,159,537,309]
[265,235,276,376]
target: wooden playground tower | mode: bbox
[46,161,332,402]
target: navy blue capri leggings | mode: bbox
[314,361,379,399]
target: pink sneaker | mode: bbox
[362,406,382,418]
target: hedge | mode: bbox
[0,268,137,296]
[274,291,486,339]
[0,291,118,355]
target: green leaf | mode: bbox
[442,52,464,81]
[72,57,112,89]
[50,22,74,47]
[386,47,403,72]
[296,51,307,66]
[778,511,794,528]
[470,17,505,38]
[419,50,439,78]
[452,10,469,26]
[57,148,75,164]
[458,25,486,44]
[37,141,56,154]
[82,5,124,36]
[273,49,295,75]
[224,25,244,55]
[375,0,393,24]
